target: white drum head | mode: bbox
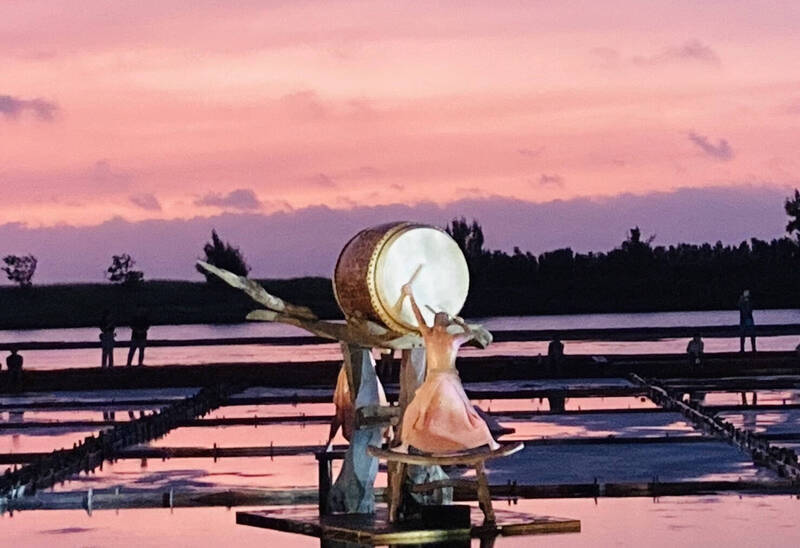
[374,227,469,330]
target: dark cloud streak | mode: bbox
[195,188,261,210]
[537,174,564,187]
[129,193,162,211]
[633,40,721,67]
[0,94,58,121]
[688,132,734,161]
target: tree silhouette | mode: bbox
[446,197,800,316]
[2,254,37,287]
[446,217,485,260]
[196,229,251,283]
[106,254,144,286]
[786,189,800,240]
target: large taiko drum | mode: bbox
[333,222,470,333]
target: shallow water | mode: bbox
[702,390,800,406]
[49,455,325,492]
[0,379,800,548]
[498,411,697,439]
[473,395,657,413]
[206,402,335,419]
[3,496,799,547]
[0,388,198,408]
[3,373,800,545]
[487,442,773,484]
[717,409,800,434]
[0,428,107,453]
[3,309,799,370]
[0,409,155,423]
[146,423,335,448]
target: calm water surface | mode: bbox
[3,313,800,545]
[2,496,799,547]
[2,309,799,370]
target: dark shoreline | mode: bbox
[0,278,338,330]
[1,278,798,331]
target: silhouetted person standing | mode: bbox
[738,290,756,353]
[547,335,565,373]
[6,348,23,391]
[686,334,704,367]
[127,308,150,367]
[99,310,116,368]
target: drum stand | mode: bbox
[326,343,384,514]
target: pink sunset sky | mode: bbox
[1,1,799,281]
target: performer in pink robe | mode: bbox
[399,285,499,453]
[328,360,391,446]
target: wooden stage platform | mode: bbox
[236,506,581,545]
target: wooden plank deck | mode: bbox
[236,506,581,544]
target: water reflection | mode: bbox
[2,309,799,370]
[3,496,799,547]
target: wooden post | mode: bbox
[316,452,333,515]
[388,461,406,522]
[85,488,93,516]
[474,461,495,525]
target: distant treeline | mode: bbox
[449,220,800,316]
[2,219,800,330]
[0,278,339,330]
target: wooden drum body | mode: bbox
[333,222,470,333]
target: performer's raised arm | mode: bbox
[401,284,431,336]
[450,315,475,346]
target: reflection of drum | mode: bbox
[333,222,470,333]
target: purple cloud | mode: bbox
[2,184,791,283]
[538,174,564,187]
[688,132,734,161]
[0,94,58,121]
[308,173,337,187]
[195,188,261,210]
[633,40,721,67]
[129,193,162,211]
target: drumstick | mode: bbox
[407,263,424,286]
[392,264,424,313]
[426,304,468,329]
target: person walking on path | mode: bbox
[127,308,150,367]
[99,310,116,368]
[738,290,756,353]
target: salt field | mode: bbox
[2,496,800,548]
[3,309,800,546]
[4,376,800,545]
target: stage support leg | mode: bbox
[327,344,382,514]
